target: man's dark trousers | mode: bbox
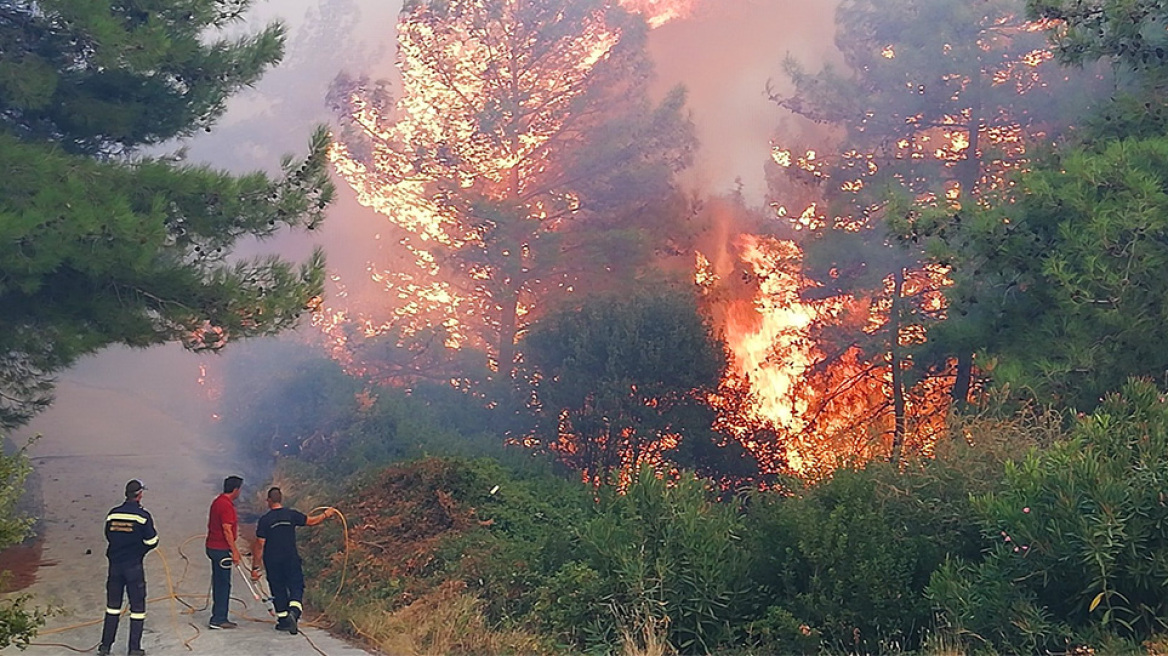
[266,558,305,620]
[206,547,232,624]
[101,560,146,651]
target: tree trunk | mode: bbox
[952,351,973,409]
[950,67,983,409]
[496,290,519,378]
[890,267,907,465]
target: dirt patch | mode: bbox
[0,539,54,593]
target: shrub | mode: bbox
[738,426,1030,656]
[0,437,43,650]
[929,379,1168,653]
[742,466,945,653]
[548,467,749,654]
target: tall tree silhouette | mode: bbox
[771,0,1104,461]
[329,0,695,379]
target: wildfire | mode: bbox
[618,0,701,27]
[749,8,1095,475]
[196,361,223,421]
[311,0,1075,482]
[325,0,645,378]
[721,236,813,431]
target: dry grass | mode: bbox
[1145,634,1168,655]
[340,580,550,656]
[918,631,968,656]
[618,614,673,656]
[612,596,674,656]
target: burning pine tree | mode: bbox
[761,0,1107,471]
[327,0,695,382]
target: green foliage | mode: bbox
[0,436,42,648]
[745,606,821,655]
[299,457,590,627]
[1027,0,1168,143]
[930,379,1168,652]
[0,1,335,429]
[742,466,952,653]
[958,136,1168,409]
[736,410,1049,654]
[1029,0,1168,81]
[540,468,750,654]
[522,290,756,483]
[532,561,612,649]
[0,594,48,651]
[0,0,285,155]
[0,437,34,550]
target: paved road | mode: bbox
[1,367,376,656]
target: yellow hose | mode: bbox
[308,506,350,610]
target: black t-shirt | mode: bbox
[256,507,307,564]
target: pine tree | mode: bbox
[771,0,1103,461]
[329,0,695,378]
[0,0,335,429]
[522,290,752,485]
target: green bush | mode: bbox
[533,562,614,649]
[0,437,34,550]
[0,594,48,650]
[745,606,820,655]
[737,435,1022,656]
[547,467,750,654]
[742,467,941,653]
[0,437,44,650]
[929,379,1168,653]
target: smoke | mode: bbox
[647,0,839,206]
[12,0,406,470]
[16,0,846,474]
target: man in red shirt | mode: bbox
[205,475,243,629]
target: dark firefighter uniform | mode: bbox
[255,507,307,632]
[100,480,158,656]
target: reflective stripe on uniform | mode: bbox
[129,612,147,620]
[106,513,147,524]
[289,601,303,610]
[143,535,159,546]
[106,607,121,615]
[276,611,289,618]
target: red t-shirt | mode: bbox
[206,493,238,551]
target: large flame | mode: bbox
[313,2,1070,481]
[325,0,634,375]
[751,12,1078,476]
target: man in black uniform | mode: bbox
[99,479,158,656]
[251,487,335,635]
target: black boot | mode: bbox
[275,616,292,632]
[288,606,300,635]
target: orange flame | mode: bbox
[618,0,701,27]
